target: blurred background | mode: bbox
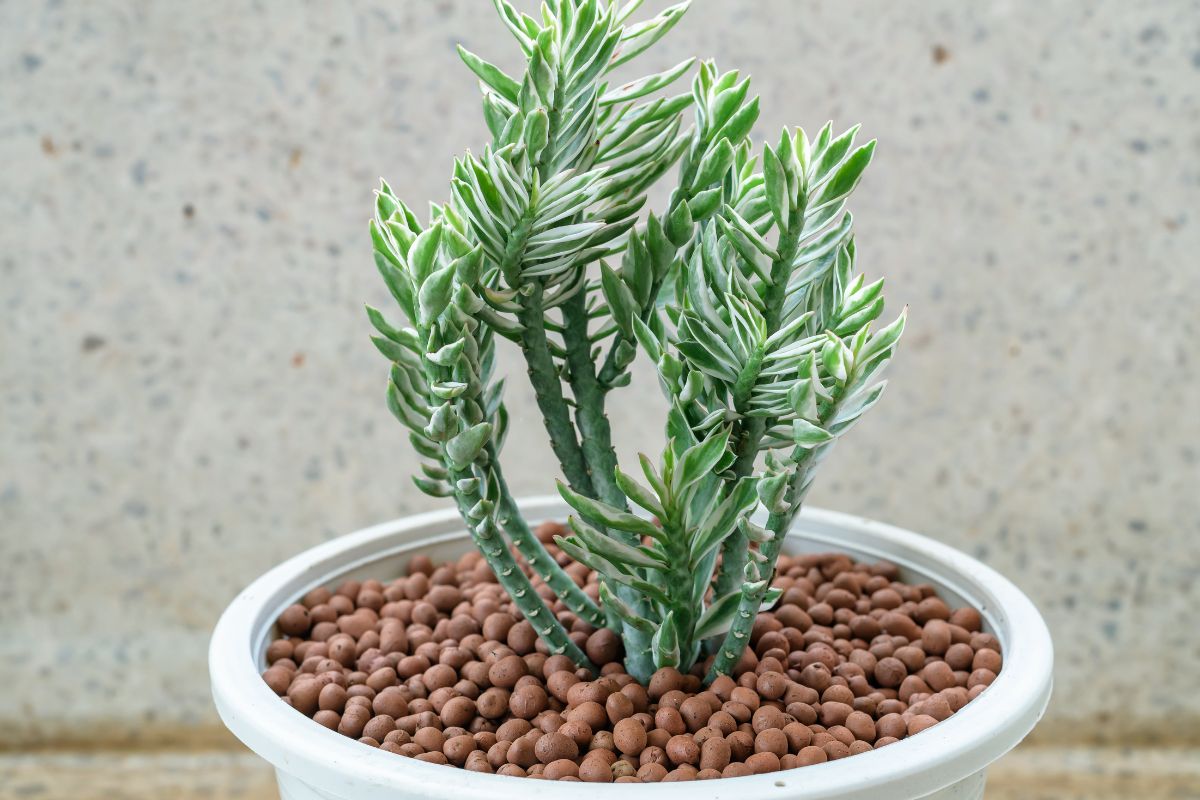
[2,1,1197,797]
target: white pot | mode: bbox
[210,497,1052,800]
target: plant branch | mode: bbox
[489,443,607,628]
[450,467,596,673]
[516,283,596,498]
[562,290,628,516]
[560,288,657,680]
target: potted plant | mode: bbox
[211,2,1053,797]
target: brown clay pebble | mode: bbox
[746,751,781,774]
[278,604,311,636]
[613,717,647,756]
[535,731,578,764]
[908,714,940,736]
[263,541,996,781]
[666,734,700,766]
[638,763,668,782]
[578,758,613,782]
[754,728,788,757]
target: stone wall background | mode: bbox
[1,0,1197,748]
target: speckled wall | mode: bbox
[1,0,1196,749]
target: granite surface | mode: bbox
[1,0,1197,752]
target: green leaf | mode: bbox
[600,262,638,338]
[418,264,456,325]
[409,432,441,460]
[813,140,876,209]
[445,422,492,469]
[456,45,521,103]
[715,96,760,145]
[651,610,681,668]
[762,144,789,232]
[858,308,907,365]
[430,381,468,400]
[794,211,854,268]
[412,475,453,498]
[787,376,820,421]
[524,108,549,161]
[556,481,663,539]
[609,1,690,71]
[673,426,730,492]
[693,591,742,640]
[706,78,750,136]
[450,246,484,286]
[792,418,834,448]
[821,333,852,384]
[386,381,426,430]
[374,252,416,323]
[482,93,513,140]
[639,453,668,501]
[829,381,887,434]
[365,305,414,348]
[597,583,655,633]
[690,476,758,564]
[567,517,666,570]
[370,219,401,267]
[665,198,693,247]
[476,305,524,339]
[811,124,860,185]
[425,402,460,443]
[740,517,773,544]
[427,338,466,367]
[409,223,444,284]
[759,586,783,611]
[371,335,409,363]
[688,186,722,219]
[601,58,695,106]
[614,468,665,518]
[556,537,671,604]
[692,138,734,189]
[631,316,662,363]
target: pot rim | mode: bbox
[210,497,1053,800]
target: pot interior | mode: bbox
[250,508,1000,671]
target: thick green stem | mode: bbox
[560,290,657,681]
[561,291,628,517]
[450,470,596,674]
[516,284,596,497]
[711,417,766,600]
[705,455,811,681]
[708,379,845,681]
[414,317,594,673]
[488,444,606,628]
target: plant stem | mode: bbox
[711,417,766,600]
[414,318,595,673]
[451,469,596,674]
[516,283,596,498]
[705,449,818,681]
[560,289,657,681]
[708,365,846,680]
[488,444,607,628]
[561,291,628,517]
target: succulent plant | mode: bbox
[367,0,905,684]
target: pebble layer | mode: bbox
[262,522,1002,781]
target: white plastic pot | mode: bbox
[211,497,1052,800]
